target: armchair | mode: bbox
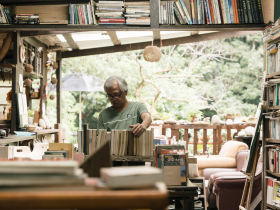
[206,150,262,210]
[197,140,249,178]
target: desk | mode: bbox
[0,188,168,210]
[168,181,198,210]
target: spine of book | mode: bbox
[231,0,236,23]
[245,0,253,23]
[242,0,248,23]
[87,4,93,24]
[77,5,82,24]
[201,0,205,24]
[236,0,243,23]
[224,0,231,23]
[208,0,215,24]
[1,5,8,24]
[256,0,263,22]
[212,0,217,24]
[235,0,239,23]
[250,0,259,23]
[174,3,184,24]
[172,3,175,24]
[84,5,89,24]
[90,0,97,25]
[191,0,195,23]
[204,0,211,24]
[197,0,201,24]
[228,0,234,23]
[175,1,188,24]
[217,0,224,23]
[193,0,198,24]
[214,0,221,24]
[4,8,12,24]
[179,0,192,24]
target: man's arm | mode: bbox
[97,115,106,130]
[129,112,152,136]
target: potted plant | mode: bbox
[187,108,204,123]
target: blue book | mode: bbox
[197,0,201,24]
[84,5,89,24]
[206,0,212,24]
[69,3,72,24]
[224,0,231,23]
[73,4,76,24]
[203,0,210,24]
[178,0,192,24]
[228,0,234,23]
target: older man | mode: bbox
[98,76,152,136]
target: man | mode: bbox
[98,76,152,136]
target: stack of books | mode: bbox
[159,0,264,25]
[68,1,97,25]
[14,14,40,25]
[125,2,150,25]
[95,1,125,25]
[0,160,87,188]
[0,5,12,24]
[266,176,280,207]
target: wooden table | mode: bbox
[0,134,36,145]
[0,187,168,209]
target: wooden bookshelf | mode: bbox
[266,170,280,179]
[268,106,280,110]
[266,72,280,79]
[267,203,280,210]
[111,155,153,162]
[266,138,280,143]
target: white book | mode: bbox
[90,0,97,25]
[220,0,227,23]
[100,166,163,188]
[215,0,221,24]
[266,176,276,205]
[96,3,124,6]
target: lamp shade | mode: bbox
[143,46,161,62]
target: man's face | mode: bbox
[106,80,127,109]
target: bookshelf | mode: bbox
[262,18,280,210]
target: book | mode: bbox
[245,0,252,23]
[228,0,234,23]
[162,154,181,186]
[49,143,74,159]
[100,166,163,188]
[224,0,231,23]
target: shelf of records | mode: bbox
[77,129,154,159]
[0,0,267,27]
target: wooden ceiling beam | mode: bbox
[153,31,161,40]
[62,31,260,59]
[20,31,77,37]
[106,31,121,45]
[63,33,79,50]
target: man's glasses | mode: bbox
[106,91,123,100]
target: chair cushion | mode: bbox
[219,140,248,158]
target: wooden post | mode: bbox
[184,129,189,150]
[162,128,166,136]
[213,129,217,155]
[150,0,159,28]
[217,126,222,153]
[194,129,198,155]
[54,123,61,143]
[56,58,62,124]
[171,128,179,142]
[227,126,231,141]
[203,129,207,154]
[11,32,23,133]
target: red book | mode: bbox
[80,5,86,24]
[232,0,239,23]
[99,20,126,23]
[208,0,215,24]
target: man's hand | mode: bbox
[129,123,147,136]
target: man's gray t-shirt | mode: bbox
[97,102,149,131]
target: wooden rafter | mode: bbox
[106,31,121,45]
[63,33,79,50]
[62,31,260,58]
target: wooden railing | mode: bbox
[151,124,252,155]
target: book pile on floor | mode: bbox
[0,160,87,189]
[266,176,280,208]
[68,1,97,25]
[124,2,150,26]
[14,14,39,25]
[98,166,164,189]
[96,1,125,25]
[77,129,154,157]
[159,0,264,25]
[0,5,12,24]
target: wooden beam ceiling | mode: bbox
[63,34,79,50]
[106,31,121,45]
[20,31,77,37]
[62,31,260,59]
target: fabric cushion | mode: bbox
[219,140,248,158]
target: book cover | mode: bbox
[250,0,259,23]
[191,0,195,23]
[175,1,188,24]
[236,0,243,23]
[200,0,205,24]
[256,0,263,23]
[228,0,234,23]
[193,0,198,24]
[242,0,248,23]
[162,154,181,186]
[217,0,224,23]
[215,0,222,23]
[174,2,184,24]
[197,0,201,24]
[84,5,89,24]
[232,0,238,23]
